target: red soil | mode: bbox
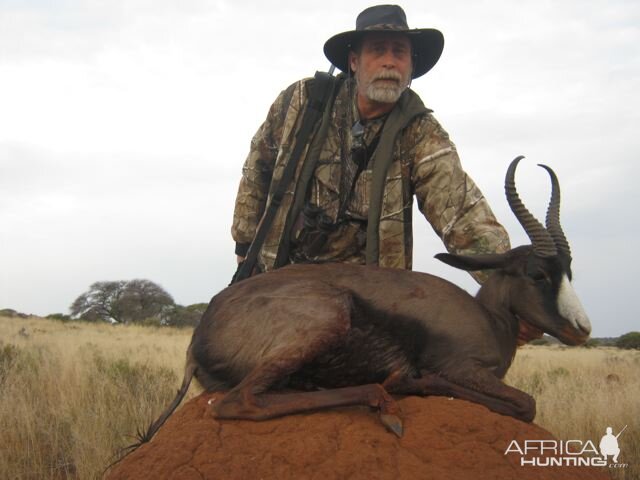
[106,392,611,480]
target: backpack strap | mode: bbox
[232,71,337,284]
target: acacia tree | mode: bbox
[70,280,127,323]
[70,279,174,324]
[118,279,175,323]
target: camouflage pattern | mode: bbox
[232,77,510,283]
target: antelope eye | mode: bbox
[530,270,551,284]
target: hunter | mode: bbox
[231,4,510,283]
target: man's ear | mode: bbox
[349,51,358,73]
[435,252,510,271]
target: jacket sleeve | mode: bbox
[231,85,295,256]
[409,114,511,283]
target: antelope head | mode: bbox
[437,156,592,346]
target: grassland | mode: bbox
[1,315,638,479]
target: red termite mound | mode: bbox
[106,392,611,480]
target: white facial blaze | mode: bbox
[557,275,592,334]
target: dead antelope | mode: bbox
[131,157,591,449]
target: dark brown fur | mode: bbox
[112,159,590,465]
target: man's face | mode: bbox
[349,32,413,105]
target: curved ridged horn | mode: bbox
[505,156,557,257]
[539,164,572,260]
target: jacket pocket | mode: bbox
[345,169,372,220]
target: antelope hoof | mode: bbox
[380,413,404,438]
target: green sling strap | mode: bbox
[366,90,429,265]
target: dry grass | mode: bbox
[1,315,638,479]
[506,345,640,479]
[0,315,200,479]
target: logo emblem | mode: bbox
[504,425,629,468]
[599,425,627,464]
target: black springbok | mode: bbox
[129,157,591,450]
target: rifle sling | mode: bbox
[233,72,337,283]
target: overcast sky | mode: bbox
[1,1,638,337]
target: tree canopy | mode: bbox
[70,279,174,324]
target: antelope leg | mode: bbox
[388,369,535,422]
[212,383,404,437]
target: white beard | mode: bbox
[359,70,410,104]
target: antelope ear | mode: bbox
[435,252,510,271]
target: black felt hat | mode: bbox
[323,5,444,79]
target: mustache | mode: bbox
[371,70,403,83]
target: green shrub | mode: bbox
[0,308,28,318]
[582,338,600,348]
[616,332,640,350]
[161,304,204,328]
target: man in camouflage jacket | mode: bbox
[232,5,510,283]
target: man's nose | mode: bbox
[380,50,397,69]
[382,52,397,69]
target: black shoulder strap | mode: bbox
[231,71,337,284]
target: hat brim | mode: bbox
[323,29,444,79]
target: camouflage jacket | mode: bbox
[232,77,510,282]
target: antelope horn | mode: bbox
[505,156,557,257]
[538,164,572,260]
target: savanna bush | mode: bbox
[616,331,640,350]
[46,313,72,322]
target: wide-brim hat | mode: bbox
[323,5,444,79]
